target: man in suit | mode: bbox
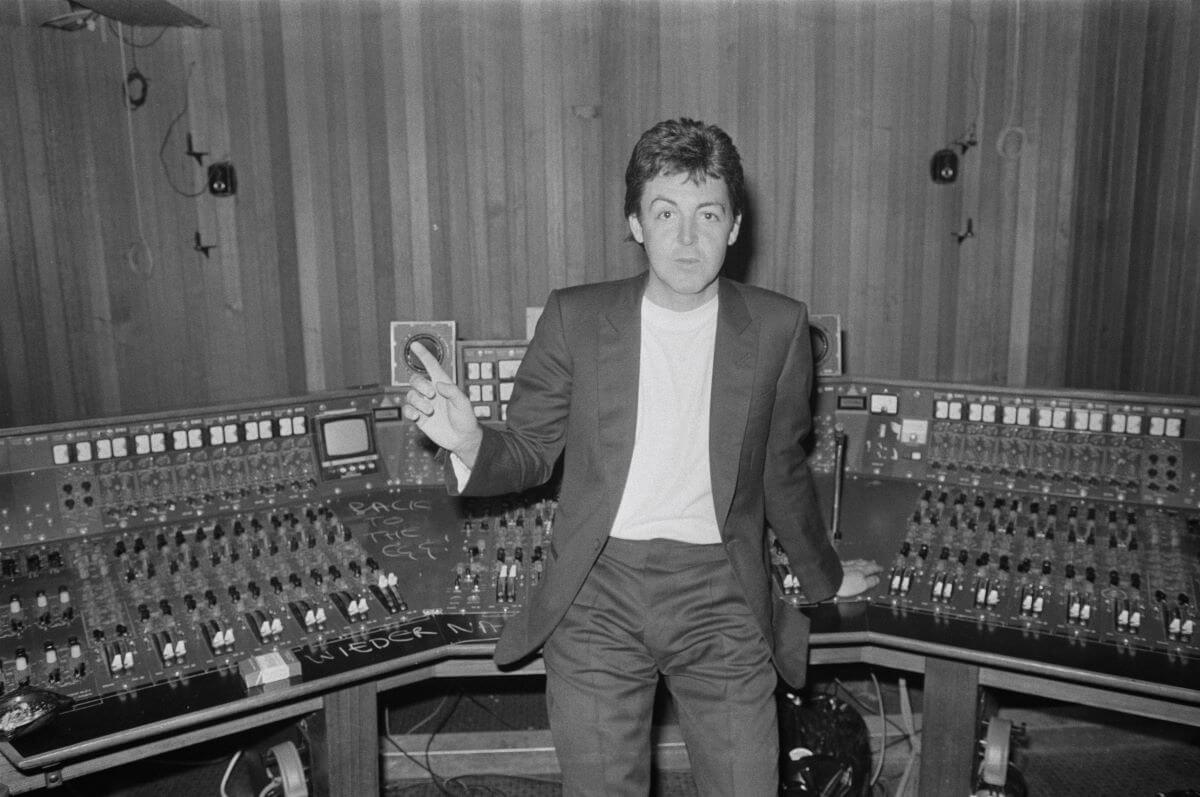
[403,118,879,795]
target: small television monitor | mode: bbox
[316,413,379,480]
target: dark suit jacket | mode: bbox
[454,272,843,688]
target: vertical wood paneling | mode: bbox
[845,2,875,374]
[913,1,951,381]
[1065,0,1200,396]
[808,1,843,328]
[3,0,1200,427]
[1137,2,1194,393]
[1107,1,1149,391]
[13,32,74,420]
[536,2,568,294]
[1162,22,1200,394]
[499,0,530,334]
[71,35,121,417]
[462,1,495,335]
[0,32,32,427]
[257,0,306,398]
[280,0,334,392]
[184,20,252,402]
[380,0,419,322]
[228,0,289,395]
[1027,3,1083,388]
[519,1,551,303]
[333,5,376,382]
[1005,0,1044,386]
[784,2,817,304]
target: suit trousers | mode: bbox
[542,536,780,796]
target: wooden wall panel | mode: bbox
[2,0,1199,428]
[1066,0,1200,396]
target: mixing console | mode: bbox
[0,387,556,765]
[798,378,1199,674]
[0,374,1196,774]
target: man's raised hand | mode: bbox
[401,342,483,467]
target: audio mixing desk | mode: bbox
[0,375,1195,795]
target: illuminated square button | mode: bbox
[292,417,306,434]
[1017,407,1032,426]
[1127,415,1143,434]
[934,400,949,420]
[258,420,273,439]
[112,437,129,457]
[1149,417,1166,436]
[52,444,71,465]
[210,427,225,446]
[135,434,151,455]
[948,401,963,420]
[901,418,928,445]
[498,360,521,379]
[1002,406,1017,425]
[982,404,997,423]
[150,433,166,453]
[499,382,514,401]
[1111,414,1127,433]
[188,429,204,448]
[1166,418,1183,438]
[1052,408,1068,429]
[968,403,982,422]
[223,424,238,443]
[473,405,492,419]
[1089,411,1105,432]
[480,362,494,380]
[468,385,482,402]
[480,385,495,402]
[96,439,113,460]
[870,394,898,415]
[244,422,259,441]
[467,363,481,380]
[172,430,190,450]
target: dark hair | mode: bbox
[623,118,747,221]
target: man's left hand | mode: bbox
[836,559,883,598]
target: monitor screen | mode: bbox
[320,416,372,459]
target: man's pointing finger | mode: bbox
[409,341,452,383]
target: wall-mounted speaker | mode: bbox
[389,321,457,386]
[207,161,237,196]
[930,148,959,184]
[809,314,843,376]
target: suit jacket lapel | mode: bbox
[710,279,757,531]
[597,275,644,498]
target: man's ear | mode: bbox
[628,213,645,244]
[728,213,742,246]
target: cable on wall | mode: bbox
[158,61,208,198]
[995,0,1026,159]
[118,22,156,277]
[951,7,983,154]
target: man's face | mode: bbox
[628,171,741,311]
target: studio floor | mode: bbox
[12,673,1200,797]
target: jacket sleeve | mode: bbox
[445,290,573,497]
[763,303,843,602]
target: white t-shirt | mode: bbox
[608,294,721,544]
